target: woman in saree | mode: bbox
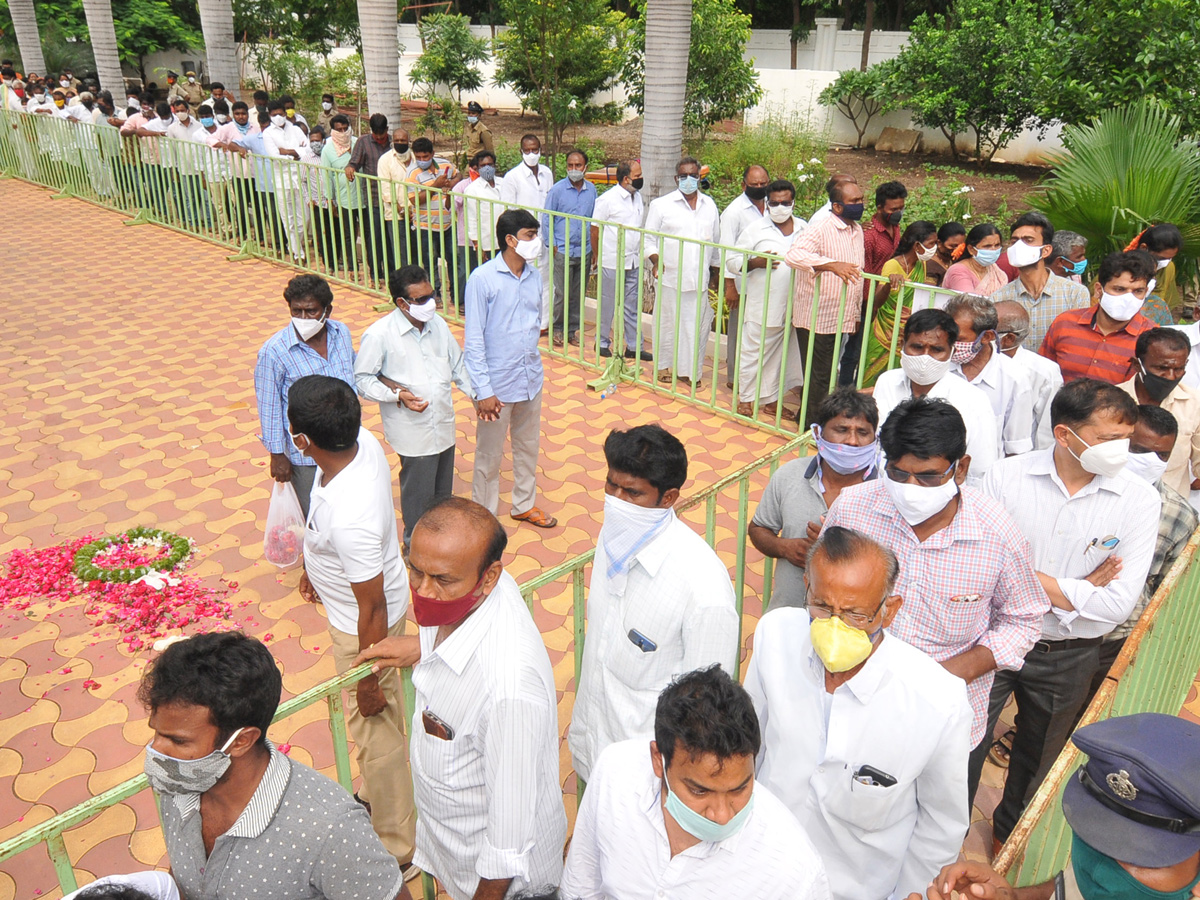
[861,220,939,388]
[1126,223,1183,325]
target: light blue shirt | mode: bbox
[464,253,544,403]
[235,132,275,193]
[541,177,597,257]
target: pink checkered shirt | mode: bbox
[785,212,865,334]
[823,481,1049,745]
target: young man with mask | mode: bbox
[823,396,1046,804]
[355,497,568,900]
[726,178,807,417]
[750,387,878,611]
[234,109,290,253]
[465,209,558,528]
[25,81,54,113]
[644,156,723,389]
[1116,327,1200,498]
[210,100,259,242]
[542,148,597,347]
[464,150,503,266]
[946,292,1035,457]
[206,80,234,108]
[1041,250,1157,384]
[300,124,336,264]
[406,136,462,298]
[345,114,393,286]
[262,98,310,261]
[139,631,408,900]
[589,158,649,360]
[287,375,418,868]
[463,100,493,161]
[377,127,414,269]
[995,299,1062,451]
[979,378,1160,849]
[785,177,865,427]
[315,93,337,132]
[354,265,475,549]
[165,97,214,230]
[720,164,771,389]
[746,526,972,900]
[991,212,1090,350]
[561,666,831,900]
[499,134,554,328]
[873,308,999,482]
[567,425,737,783]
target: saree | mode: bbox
[862,257,927,388]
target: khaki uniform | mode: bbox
[166,81,188,106]
[180,81,205,113]
[464,120,494,163]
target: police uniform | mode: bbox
[166,74,187,106]
[180,72,205,113]
[463,102,493,163]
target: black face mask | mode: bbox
[395,142,410,154]
[745,185,768,201]
[886,209,904,226]
[631,177,644,191]
[1140,362,1183,403]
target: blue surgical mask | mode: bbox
[973,247,1002,267]
[663,772,755,843]
[416,158,433,170]
[199,116,214,128]
[1070,258,1088,276]
[677,175,699,195]
[478,164,496,182]
[467,115,479,124]
[814,426,879,475]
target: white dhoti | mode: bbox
[738,320,804,404]
[655,287,713,381]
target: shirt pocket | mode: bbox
[414,727,481,794]
[824,771,908,832]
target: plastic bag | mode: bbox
[263,480,305,568]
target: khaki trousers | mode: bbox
[329,617,417,864]
[471,389,543,517]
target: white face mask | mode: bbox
[188,76,196,84]
[405,297,437,322]
[916,240,938,262]
[514,236,542,261]
[292,314,327,341]
[270,114,286,128]
[900,350,953,386]
[768,204,793,224]
[128,97,141,110]
[1099,289,1147,322]
[522,151,541,167]
[216,113,229,123]
[1006,240,1044,268]
[883,470,959,526]
[1124,450,1169,484]
[1156,257,1171,271]
[322,101,333,111]
[1066,427,1130,478]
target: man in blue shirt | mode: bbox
[542,149,597,346]
[465,209,558,528]
[234,110,287,253]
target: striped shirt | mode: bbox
[990,272,1092,351]
[407,158,460,230]
[822,481,1048,745]
[785,212,865,334]
[1038,306,1155,384]
[410,571,567,900]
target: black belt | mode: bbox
[1033,636,1104,653]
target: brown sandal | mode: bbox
[988,729,1015,768]
[511,507,558,528]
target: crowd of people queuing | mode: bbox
[9,65,1200,900]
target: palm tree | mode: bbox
[357,0,403,126]
[8,0,48,77]
[197,0,241,94]
[639,0,691,202]
[81,0,125,95]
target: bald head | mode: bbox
[994,300,1031,356]
[414,497,507,579]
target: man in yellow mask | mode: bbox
[745,525,973,900]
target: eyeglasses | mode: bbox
[808,596,888,629]
[408,294,436,305]
[884,460,956,487]
[767,200,793,207]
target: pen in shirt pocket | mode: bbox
[1085,535,1120,554]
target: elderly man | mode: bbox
[996,300,1062,450]
[1048,229,1088,284]
[644,156,722,389]
[543,148,597,347]
[1116,327,1200,498]
[499,134,554,327]
[345,114,393,285]
[356,497,568,900]
[746,526,972,900]
[979,378,1161,846]
[589,159,649,360]
[139,632,407,900]
[720,164,771,388]
[946,293,1035,457]
[785,177,865,426]
[561,666,832,900]
[568,425,738,783]
[377,126,414,270]
[750,388,878,610]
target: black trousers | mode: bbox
[794,328,839,428]
[398,447,455,547]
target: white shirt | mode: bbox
[980,449,1161,639]
[464,177,504,252]
[952,347,1035,456]
[592,184,645,270]
[262,121,309,189]
[1009,346,1063,450]
[354,309,473,458]
[299,145,329,204]
[872,368,1001,481]
[744,610,972,900]
[643,191,722,291]
[1168,321,1200,390]
[499,162,554,212]
[165,117,212,175]
[24,94,54,113]
[560,739,832,900]
[568,515,739,781]
[303,427,409,635]
[720,192,767,289]
[726,216,806,328]
[64,873,178,900]
[1,82,22,112]
[809,201,834,226]
[411,571,567,900]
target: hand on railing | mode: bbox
[907,861,1021,900]
[354,635,422,671]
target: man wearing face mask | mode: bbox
[377,126,414,269]
[262,98,310,261]
[354,497,568,900]
[823,397,1046,805]
[746,526,972,900]
[719,164,772,388]
[25,83,54,113]
[206,80,234,108]
[139,631,409,900]
[996,300,1063,451]
[355,265,475,548]
[562,666,831,900]
[589,158,650,360]
[209,100,259,242]
[979,378,1160,849]
[165,98,215,230]
[543,148,597,346]
[464,150,502,266]
[316,93,337,132]
[1042,250,1158,384]
[346,114,394,286]
[463,100,493,161]
[946,293,1035,458]
[499,134,554,328]
[1117,328,1200,498]
[406,136,462,298]
[1048,230,1089,284]
[750,388,879,610]
[567,425,737,783]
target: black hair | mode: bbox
[1137,223,1183,254]
[1097,250,1157,287]
[416,497,508,579]
[139,93,155,108]
[390,264,431,302]
[496,208,539,247]
[615,160,632,183]
[76,884,158,900]
[253,89,269,103]
[767,178,795,200]
[330,113,350,129]
[874,180,907,207]
[473,150,496,168]
[938,222,967,243]
[369,113,389,134]
[566,148,588,165]
[897,220,937,255]
[257,110,271,126]
[903,307,959,345]
[137,632,281,748]
[155,101,172,119]
[171,97,189,109]
[1050,378,1139,430]
[209,81,225,91]
[287,375,361,452]
[309,125,325,139]
[520,132,540,147]
[603,424,688,499]
[232,100,248,113]
[1137,404,1179,439]
[1135,327,1191,359]
[1010,210,1055,246]
[654,665,760,770]
[267,98,285,113]
[322,92,335,102]
[676,156,700,175]
[964,223,1001,248]
[283,272,334,309]
[0,66,13,80]
[411,136,434,154]
[879,396,967,462]
[808,525,900,595]
[815,386,879,430]
[213,98,230,115]
[279,93,295,106]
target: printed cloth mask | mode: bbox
[884,470,959,526]
[1006,240,1045,267]
[1139,360,1183,403]
[839,202,865,221]
[270,114,286,128]
[664,772,755,843]
[951,335,985,365]
[292,313,327,341]
[411,575,486,626]
[1099,283,1151,321]
[478,164,496,182]
[1072,834,1200,900]
[886,209,903,226]
[309,140,324,154]
[144,728,243,795]
[810,614,879,672]
[522,151,541,167]
[973,247,1002,266]
[567,169,586,183]
[677,175,699,195]
[814,425,878,475]
[405,297,437,323]
[1124,451,1169,485]
[515,236,542,261]
[600,493,674,595]
[917,241,938,262]
[900,351,952,386]
[768,204,794,224]
[1067,427,1130,478]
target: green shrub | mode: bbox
[818,65,893,149]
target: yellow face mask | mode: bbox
[810,615,877,673]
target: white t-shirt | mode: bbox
[64,873,178,900]
[303,427,409,634]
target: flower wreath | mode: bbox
[72,526,193,584]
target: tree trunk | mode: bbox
[358,0,403,125]
[8,0,47,76]
[197,0,241,93]
[841,0,854,31]
[82,0,126,95]
[859,0,874,70]
[640,0,692,203]
[790,0,801,69]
